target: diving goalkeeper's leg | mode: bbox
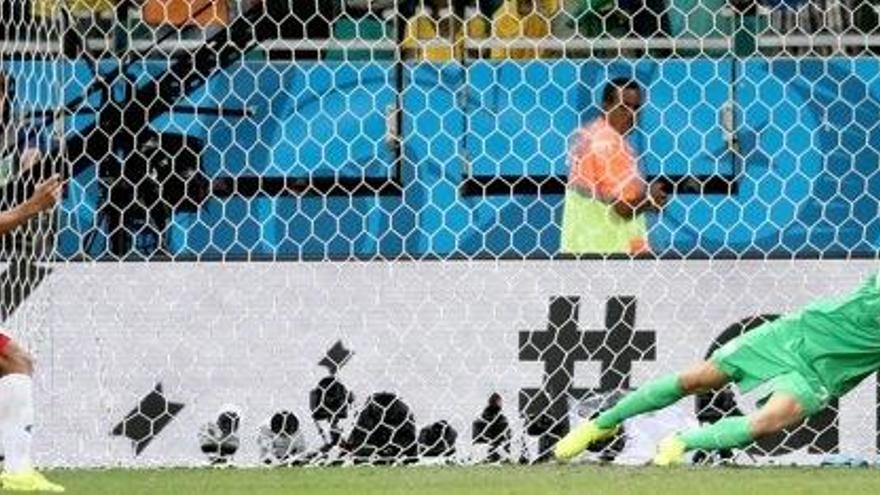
[654,392,804,465]
[0,336,64,492]
[554,361,730,461]
[654,368,818,466]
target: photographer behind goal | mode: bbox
[198,404,242,465]
[257,410,307,466]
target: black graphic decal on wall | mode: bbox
[519,296,655,457]
[111,383,185,455]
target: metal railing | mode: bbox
[6,34,880,57]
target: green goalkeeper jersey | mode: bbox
[794,272,880,398]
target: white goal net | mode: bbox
[0,0,878,468]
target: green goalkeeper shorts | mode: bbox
[710,318,831,416]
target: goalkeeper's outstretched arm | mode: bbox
[0,175,63,236]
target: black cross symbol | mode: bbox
[111,383,185,455]
[518,296,656,459]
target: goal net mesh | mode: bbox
[0,0,878,468]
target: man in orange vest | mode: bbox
[561,78,667,254]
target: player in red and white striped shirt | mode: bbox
[0,175,64,492]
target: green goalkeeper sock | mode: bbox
[594,374,684,429]
[678,416,754,450]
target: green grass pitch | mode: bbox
[46,465,880,495]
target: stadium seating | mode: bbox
[142,0,228,27]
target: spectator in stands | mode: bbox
[0,73,41,190]
[560,78,666,255]
[562,0,626,39]
[619,0,672,43]
[491,0,558,59]
[143,0,230,50]
[337,0,395,53]
[32,0,117,56]
[402,0,461,61]
[401,0,502,61]
[0,0,29,40]
[143,0,229,27]
[562,0,671,57]
[461,0,496,57]
[766,0,873,56]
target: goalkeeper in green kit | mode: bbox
[555,273,880,465]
